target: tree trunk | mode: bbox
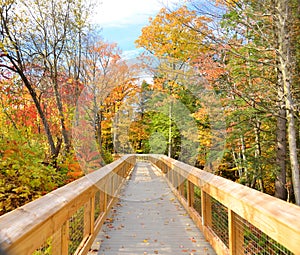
[52,58,71,155]
[0,8,58,160]
[232,148,243,179]
[254,119,264,192]
[96,110,102,150]
[272,0,288,201]
[168,99,172,158]
[240,135,249,186]
[275,89,288,200]
[276,0,300,204]
[16,67,58,159]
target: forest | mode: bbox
[0,0,299,216]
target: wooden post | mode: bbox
[187,181,195,207]
[229,210,244,255]
[61,221,69,255]
[52,228,62,255]
[201,190,212,227]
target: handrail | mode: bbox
[1,154,299,255]
[147,154,300,255]
[0,155,136,255]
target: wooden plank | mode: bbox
[158,158,229,255]
[202,225,229,255]
[228,210,244,255]
[92,162,216,255]
[187,181,195,207]
[52,228,62,255]
[61,221,69,255]
[201,191,212,228]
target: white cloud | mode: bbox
[92,0,182,27]
[121,49,142,60]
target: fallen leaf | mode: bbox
[190,237,196,243]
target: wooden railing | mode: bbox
[0,155,136,255]
[1,154,300,255]
[147,154,300,255]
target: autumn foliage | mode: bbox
[1,0,300,215]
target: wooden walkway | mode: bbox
[89,161,216,255]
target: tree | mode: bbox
[0,0,58,159]
[136,6,211,159]
[187,0,300,200]
[273,0,300,204]
[75,38,139,164]
[0,0,93,160]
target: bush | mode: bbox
[0,138,63,215]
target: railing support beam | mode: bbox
[201,190,212,228]
[229,210,244,255]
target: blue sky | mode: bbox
[101,25,145,58]
[92,0,182,58]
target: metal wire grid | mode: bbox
[235,214,294,255]
[193,186,202,216]
[161,161,169,174]
[33,237,52,255]
[68,207,84,255]
[94,190,101,221]
[156,159,169,176]
[172,168,180,189]
[183,179,188,201]
[105,178,113,206]
[177,174,186,197]
[137,155,148,161]
[211,197,229,247]
[166,168,172,183]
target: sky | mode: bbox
[92,0,182,59]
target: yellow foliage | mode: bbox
[135,6,211,62]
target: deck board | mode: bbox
[89,161,216,255]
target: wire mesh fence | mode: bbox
[193,185,202,216]
[211,197,229,247]
[33,236,52,255]
[177,174,185,196]
[94,190,101,221]
[235,214,294,255]
[183,179,188,201]
[173,170,179,190]
[68,207,84,255]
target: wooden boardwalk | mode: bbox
[89,161,216,255]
